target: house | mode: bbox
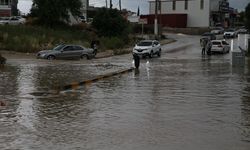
[149,0,230,28]
[0,0,11,17]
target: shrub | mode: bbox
[0,25,92,52]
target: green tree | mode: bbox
[92,8,129,37]
[31,0,82,27]
[246,2,250,30]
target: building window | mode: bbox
[172,0,176,10]
[0,0,10,5]
[184,0,188,10]
[200,0,204,10]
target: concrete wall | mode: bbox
[149,0,211,28]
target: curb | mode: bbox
[58,67,135,91]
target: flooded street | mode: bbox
[1,34,250,150]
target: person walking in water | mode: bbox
[201,38,208,55]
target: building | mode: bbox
[149,0,230,28]
[0,0,11,17]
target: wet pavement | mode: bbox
[1,34,250,150]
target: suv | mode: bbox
[210,40,230,53]
[224,29,237,38]
[133,40,161,58]
[37,44,96,60]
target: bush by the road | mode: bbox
[0,25,91,53]
[0,25,131,53]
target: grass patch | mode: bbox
[0,25,92,53]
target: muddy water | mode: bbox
[1,35,250,150]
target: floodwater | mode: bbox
[1,34,250,150]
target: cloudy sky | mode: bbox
[18,0,249,14]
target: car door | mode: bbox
[60,46,75,59]
[73,46,84,58]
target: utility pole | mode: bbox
[119,0,121,11]
[110,0,112,9]
[106,0,108,8]
[154,0,158,37]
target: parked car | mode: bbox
[37,44,96,60]
[237,28,248,34]
[210,40,230,53]
[0,17,10,25]
[132,40,161,58]
[224,29,237,38]
[211,27,224,35]
[200,32,216,46]
[78,15,86,23]
[0,16,25,25]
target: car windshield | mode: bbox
[226,29,234,32]
[137,41,152,46]
[212,41,221,45]
[202,33,212,36]
[53,44,65,51]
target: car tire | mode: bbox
[81,54,90,60]
[149,51,153,58]
[47,55,55,60]
[157,49,161,57]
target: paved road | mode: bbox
[0,34,250,150]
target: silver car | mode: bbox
[37,44,96,60]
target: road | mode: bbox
[0,34,250,150]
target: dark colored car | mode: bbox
[37,44,96,60]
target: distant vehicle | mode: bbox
[78,16,86,23]
[133,40,161,58]
[0,16,25,25]
[200,32,216,46]
[211,27,224,35]
[0,17,10,25]
[37,44,96,60]
[215,23,222,27]
[210,40,230,53]
[224,29,237,38]
[237,28,248,34]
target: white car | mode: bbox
[8,17,25,25]
[224,29,237,38]
[0,17,10,25]
[210,40,230,53]
[133,40,161,58]
[211,27,224,35]
[0,17,25,25]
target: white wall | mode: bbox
[149,0,211,27]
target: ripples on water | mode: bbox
[0,57,250,149]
